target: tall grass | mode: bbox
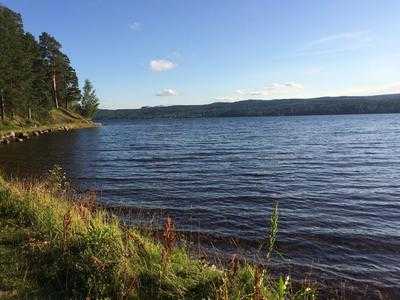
[0,167,316,299]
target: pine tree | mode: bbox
[59,54,81,110]
[0,4,89,123]
[24,32,53,119]
[38,32,63,109]
[80,79,99,119]
[0,5,26,118]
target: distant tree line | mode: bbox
[0,5,99,121]
[96,94,400,120]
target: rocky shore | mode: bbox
[0,124,96,145]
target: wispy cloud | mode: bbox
[150,59,177,72]
[213,96,236,102]
[297,30,373,57]
[335,81,400,96]
[129,21,141,31]
[156,89,178,97]
[215,82,304,101]
[306,31,371,47]
[248,82,304,97]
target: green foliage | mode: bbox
[80,79,100,119]
[0,4,95,123]
[0,172,316,299]
[47,164,70,194]
[267,202,279,260]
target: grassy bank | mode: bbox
[0,171,315,299]
[0,108,96,141]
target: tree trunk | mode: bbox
[28,107,32,120]
[0,89,5,122]
[52,65,59,109]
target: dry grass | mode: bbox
[0,108,95,137]
[0,169,317,299]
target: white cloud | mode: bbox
[129,21,141,31]
[150,59,177,72]
[249,91,262,96]
[335,82,400,96]
[156,89,178,97]
[298,30,373,56]
[213,96,236,101]
[250,82,304,96]
[215,82,304,102]
[307,31,371,47]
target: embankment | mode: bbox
[0,108,98,145]
[0,173,315,299]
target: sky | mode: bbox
[3,0,400,109]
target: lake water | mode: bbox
[1,114,399,298]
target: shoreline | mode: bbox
[0,122,98,145]
[0,174,315,299]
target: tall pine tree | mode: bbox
[0,4,98,123]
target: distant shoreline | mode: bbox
[95,93,400,120]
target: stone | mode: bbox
[16,132,28,139]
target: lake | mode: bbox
[1,114,399,297]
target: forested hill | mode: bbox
[96,93,400,120]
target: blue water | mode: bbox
[1,114,399,297]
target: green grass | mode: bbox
[0,172,316,299]
[0,108,94,136]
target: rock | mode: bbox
[8,131,15,138]
[17,138,23,142]
[4,139,10,144]
[33,131,40,136]
[16,132,29,139]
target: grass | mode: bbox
[0,168,317,299]
[0,108,95,136]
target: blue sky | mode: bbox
[3,0,400,109]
